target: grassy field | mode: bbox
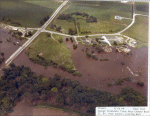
[135,2,149,15]
[122,15,148,47]
[46,19,76,34]
[0,0,61,27]
[26,32,76,70]
[47,1,132,35]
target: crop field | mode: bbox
[47,1,132,35]
[26,32,76,70]
[122,15,148,47]
[135,2,149,15]
[0,0,61,27]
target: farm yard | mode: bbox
[0,0,61,27]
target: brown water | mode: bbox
[0,28,148,96]
[8,99,78,116]
[1,29,148,115]
[11,39,148,96]
[0,28,25,75]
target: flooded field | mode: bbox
[0,28,148,96]
[1,28,148,115]
[9,39,148,96]
[8,99,78,116]
[0,29,25,75]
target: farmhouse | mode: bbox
[12,27,18,31]
[81,38,97,45]
[115,15,122,20]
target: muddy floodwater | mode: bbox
[0,28,25,74]
[1,28,148,115]
[8,99,78,116]
[11,39,148,96]
[0,28,148,96]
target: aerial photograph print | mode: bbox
[0,0,149,116]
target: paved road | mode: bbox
[5,0,68,66]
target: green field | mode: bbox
[46,1,132,35]
[0,0,61,27]
[26,32,76,71]
[122,15,148,47]
[135,2,149,15]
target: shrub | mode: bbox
[66,38,69,41]
[58,38,63,43]
[91,50,94,53]
[108,83,113,87]
[86,53,91,58]
[115,79,124,85]
[137,81,144,87]
[73,44,77,49]
[123,77,131,82]
[50,87,58,93]
[46,33,51,37]
[1,53,4,56]
[114,41,117,46]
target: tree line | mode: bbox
[0,64,147,116]
[0,52,5,64]
[40,15,49,26]
[26,52,81,77]
[1,17,21,27]
[57,12,97,23]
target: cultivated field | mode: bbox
[0,0,61,27]
[135,2,149,15]
[26,32,76,71]
[46,1,132,35]
[122,15,148,47]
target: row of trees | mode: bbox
[81,31,91,34]
[40,15,49,26]
[86,52,98,60]
[0,64,147,115]
[12,31,26,40]
[86,16,97,23]
[50,24,62,32]
[100,58,109,61]
[0,52,5,64]
[68,28,77,35]
[27,53,81,76]
[57,12,97,23]
[2,16,21,26]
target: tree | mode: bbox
[0,53,4,56]
[50,87,58,93]
[73,44,77,49]
[66,38,69,41]
[85,35,89,38]
[46,33,51,37]
[137,81,144,86]
[115,79,124,85]
[86,105,95,114]
[114,41,117,46]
